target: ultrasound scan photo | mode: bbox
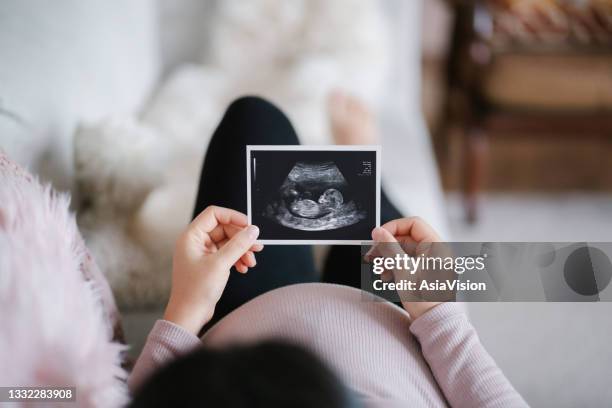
[247,146,380,244]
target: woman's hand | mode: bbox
[163,206,263,335]
[371,217,444,320]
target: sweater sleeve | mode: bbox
[128,319,202,394]
[409,303,528,408]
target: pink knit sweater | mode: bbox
[130,283,527,407]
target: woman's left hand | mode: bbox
[163,206,263,335]
[370,217,445,320]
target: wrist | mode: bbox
[402,301,442,320]
[163,295,214,336]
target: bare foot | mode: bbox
[327,89,378,145]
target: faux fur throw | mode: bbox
[75,0,390,309]
[0,151,128,407]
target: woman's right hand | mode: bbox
[371,217,444,320]
[163,206,263,335]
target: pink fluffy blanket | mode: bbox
[0,151,128,407]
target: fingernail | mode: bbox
[247,225,259,239]
[372,227,383,240]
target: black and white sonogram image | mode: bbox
[247,146,380,243]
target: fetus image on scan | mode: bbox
[263,161,367,231]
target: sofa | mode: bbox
[0,0,449,311]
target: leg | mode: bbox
[321,188,402,288]
[322,90,403,288]
[193,96,317,325]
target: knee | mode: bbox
[226,95,283,120]
[217,95,298,146]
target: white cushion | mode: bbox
[0,0,159,191]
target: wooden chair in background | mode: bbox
[442,0,612,222]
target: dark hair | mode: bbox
[130,340,356,408]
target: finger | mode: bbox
[364,233,391,261]
[372,226,397,242]
[372,227,416,288]
[208,225,231,244]
[381,217,442,243]
[209,223,244,244]
[240,251,257,268]
[370,227,404,259]
[217,225,260,269]
[190,206,248,235]
[235,261,248,273]
[215,237,263,253]
[234,259,249,273]
[210,225,265,251]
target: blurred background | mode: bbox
[422,0,612,242]
[1,0,611,406]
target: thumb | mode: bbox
[217,225,260,268]
[370,227,404,259]
[370,227,414,289]
[372,226,397,243]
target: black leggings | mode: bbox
[193,96,402,325]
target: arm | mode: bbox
[410,303,528,408]
[128,320,201,393]
[128,206,262,393]
[372,217,527,407]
